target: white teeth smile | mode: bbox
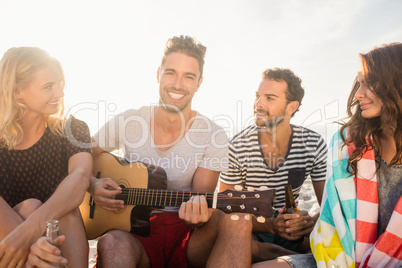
[168,92,185,100]
[48,102,58,105]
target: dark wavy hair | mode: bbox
[340,42,402,175]
[262,68,305,117]
[160,35,206,79]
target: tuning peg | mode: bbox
[244,214,251,220]
[234,185,243,191]
[247,186,255,192]
[257,216,266,223]
[231,214,240,221]
[258,186,269,191]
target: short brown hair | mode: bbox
[161,35,207,78]
[262,68,304,117]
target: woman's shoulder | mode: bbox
[65,116,89,129]
[63,116,91,145]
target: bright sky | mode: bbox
[1,0,401,143]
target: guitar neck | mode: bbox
[116,188,217,208]
[114,187,276,217]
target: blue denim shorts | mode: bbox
[278,253,317,268]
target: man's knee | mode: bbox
[14,198,42,219]
[212,210,253,234]
[98,231,123,254]
[97,230,140,254]
[97,230,149,267]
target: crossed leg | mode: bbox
[14,199,88,268]
[58,208,88,268]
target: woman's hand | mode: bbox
[0,223,42,268]
[26,236,67,268]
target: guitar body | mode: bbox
[79,153,167,239]
[80,152,276,240]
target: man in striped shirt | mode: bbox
[219,68,328,263]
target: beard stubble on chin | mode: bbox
[255,116,285,129]
[254,107,286,129]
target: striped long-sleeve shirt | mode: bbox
[219,124,328,210]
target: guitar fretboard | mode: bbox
[115,188,217,208]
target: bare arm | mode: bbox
[0,152,92,267]
[192,167,220,193]
[179,167,220,226]
[218,181,235,192]
[89,138,124,211]
[37,151,92,221]
[312,180,325,206]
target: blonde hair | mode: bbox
[0,47,66,150]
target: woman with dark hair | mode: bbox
[311,42,402,267]
[253,43,402,268]
[0,47,92,267]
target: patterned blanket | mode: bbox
[310,129,402,268]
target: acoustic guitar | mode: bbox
[79,152,276,239]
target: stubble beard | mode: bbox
[254,108,287,129]
[255,116,285,129]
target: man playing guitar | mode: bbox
[89,35,253,268]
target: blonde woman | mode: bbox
[0,47,92,267]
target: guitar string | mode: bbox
[116,192,262,199]
[118,189,268,195]
[117,192,265,198]
[115,189,272,206]
[115,191,269,207]
[113,190,271,215]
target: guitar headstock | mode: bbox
[216,188,276,218]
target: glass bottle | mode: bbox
[46,220,68,267]
[283,185,299,214]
